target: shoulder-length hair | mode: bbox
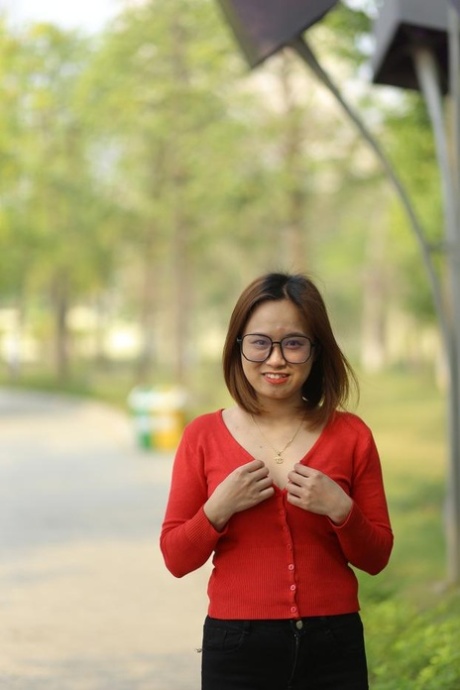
[222,272,358,428]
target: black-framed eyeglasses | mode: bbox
[237,333,315,364]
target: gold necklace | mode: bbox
[251,414,305,464]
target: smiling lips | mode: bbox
[263,373,289,384]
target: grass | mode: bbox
[354,369,460,688]
[358,368,448,595]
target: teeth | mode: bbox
[266,373,286,379]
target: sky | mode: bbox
[0,0,120,32]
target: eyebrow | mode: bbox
[245,332,309,338]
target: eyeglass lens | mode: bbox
[241,334,312,363]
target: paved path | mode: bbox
[0,389,210,690]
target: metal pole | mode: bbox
[412,44,460,584]
[290,33,460,583]
[448,2,460,584]
[449,6,460,205]
[449,3,460,584]
[289,35,449,357]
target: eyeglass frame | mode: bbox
[237,333,316,364]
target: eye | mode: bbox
[283,337,307,350]
[247,335,271,349]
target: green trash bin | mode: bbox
[128,386,186,450]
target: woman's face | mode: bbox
[241,299,314,408]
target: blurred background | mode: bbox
[0,0,458,688]
[0,0,444,409]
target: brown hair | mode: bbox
[222,272,358,428]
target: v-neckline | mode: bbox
[217,409,331,491]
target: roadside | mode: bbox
[0,389,209,690]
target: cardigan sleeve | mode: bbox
[331,427,393,575]
[159,426,224,578]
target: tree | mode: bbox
[6,23,118,380]
[80,0,277,383]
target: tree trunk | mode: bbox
[136,234,158,382]
[169,15,191,387]
[52,276,71,382]
[6,301,23,380]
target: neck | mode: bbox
[255,400,306,423]
[250,406,307,464]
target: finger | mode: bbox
[258,486,275,501]
[252,466,271,482]
[287,479,302,492]
[245,458,266,472]
[287,470,306,487]
[293,463,315,477]
[286,483,302,498]
[286,492,304,507]
[257,476,273,490]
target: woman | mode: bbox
[160,272,393,690]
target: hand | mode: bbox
[286,464,352,524]
[204,459,274,531]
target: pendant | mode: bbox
[274,453,284,464]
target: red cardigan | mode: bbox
[160,410,393,619]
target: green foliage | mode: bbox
[365,593,460,689]
[353,368,459,689]
[382,97,442,324]
[0,1,445,381]
[321,0,373,67]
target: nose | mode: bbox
[266,341,286,364]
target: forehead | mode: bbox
[244,299,308,334]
